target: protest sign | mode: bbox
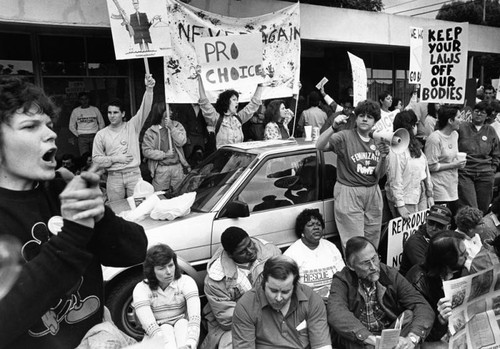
[386,210,428,269]
[194,33,263,92]
[420,23,469,104]
[164,0,300,103]
[106,0,171,59]
[347,52,367,107]
[444,264,500,348]
[409,27,423,84]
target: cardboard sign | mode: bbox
[420,23,469,103]
[348,52,367,107]
[194,33,263,91]
[105,0,171,59]
[409,27,423,84]
[386,210,428,269]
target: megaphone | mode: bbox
[369,128,410,154]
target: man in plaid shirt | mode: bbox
[327,237,434,349]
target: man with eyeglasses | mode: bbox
[328,236,434,349]
[399,205,453,276]
[202,226,281,349]
[457,101,500,214]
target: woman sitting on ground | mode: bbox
[263,99,294,140]
[133,244,200,349]
[406,230,468,345]
[284,208,344,300]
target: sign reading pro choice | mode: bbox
[195,33,263,92]
[421,23,468,104]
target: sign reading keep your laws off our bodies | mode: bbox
[420,23,469,104]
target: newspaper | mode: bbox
[443,264,500,349]
[375,312,403,349]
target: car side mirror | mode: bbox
[223,200,250,218]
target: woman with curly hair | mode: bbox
[263,99,293,140]
[284,209,344,300]
[197,74,264,149]
[133,244,200,349]
[385,110,434,219]
[316,100,390,249]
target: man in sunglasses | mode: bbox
[399,205,453,276]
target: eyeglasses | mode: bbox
[358,114,374,119]
[359,254,380,268]
[474,110,488,116]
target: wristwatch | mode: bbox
[408,333,420,345]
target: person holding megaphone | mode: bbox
[385,110,434,220]
[316,100,389,251]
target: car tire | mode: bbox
[106,272,144,340]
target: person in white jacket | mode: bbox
[142,102,190,192]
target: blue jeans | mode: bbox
[458,169,495,214]
[106,169,142,202]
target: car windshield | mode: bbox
[174,149,257,212]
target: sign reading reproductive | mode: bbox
[420,23,468,104]
[195,33,263,92]
[386,210,428,270]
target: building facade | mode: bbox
[1,0,499,155]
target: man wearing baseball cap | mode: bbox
[399,205,452,276]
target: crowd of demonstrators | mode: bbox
[142,102,190,193]
[0,77,148,348]
[385,110,434,220]
[133,244,200,349]
[316,100,390,250]
[92,74,155,202]
[69,91,105,156]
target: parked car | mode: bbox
[103,138,391,338]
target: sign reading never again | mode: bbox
[194,33,263,91]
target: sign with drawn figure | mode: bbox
[409,26,423,84]
[106,0,171,59]
[164,0,300,103]
[420,23,469,104]
[386,210,428,269]
[347,52,367,108]
[194,33,263,92]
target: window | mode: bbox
[0,32,33,77]
[237,152,318,213]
